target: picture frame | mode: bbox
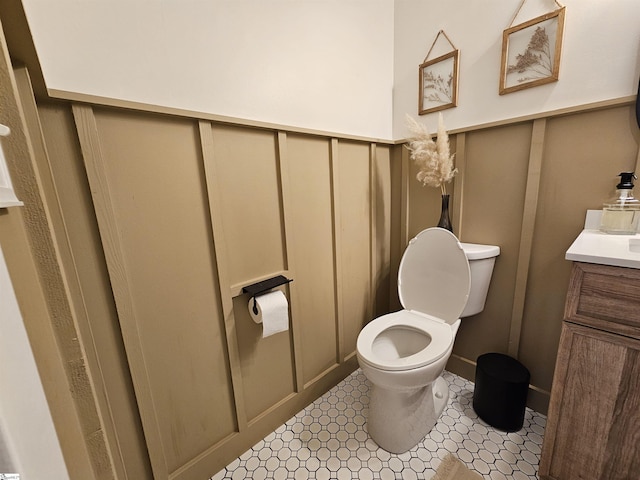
[499,7,565,95]
[419,49,459,115]
[0,124,23,208]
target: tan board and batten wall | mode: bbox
[58,100,389,479]
[2,33,640,480]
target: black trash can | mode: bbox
[473,352,530,432]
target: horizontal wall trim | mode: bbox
[46,88,394,145]
[399,95,637,142]
[303,363,341,391]
[444,95,637,137]
[47,88,635,145]
[246,392,298,429]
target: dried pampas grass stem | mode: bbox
[405,113,457,195]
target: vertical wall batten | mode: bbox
[198,120,248,431]
[14,67,126,479]
[369,144,377,324]
[452,133,466,238]
[400,146,410,248]
[276,131,304,392]
[330,138,345,363]
[71,104,169,480]
[508,118,546,357]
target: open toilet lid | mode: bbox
[398,228,471,325]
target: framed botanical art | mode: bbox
[419,31,459,115]
[0,124,23,208]
[499,7,566,95]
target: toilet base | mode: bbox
[367,376,449,453]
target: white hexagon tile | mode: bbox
[210,370,546,480]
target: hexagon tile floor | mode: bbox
[210,369,546,480]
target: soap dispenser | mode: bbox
[600,172,640,234]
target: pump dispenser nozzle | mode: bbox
[616,172,637,189]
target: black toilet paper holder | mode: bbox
[242,275,293,315]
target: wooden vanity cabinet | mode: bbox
[539,262,640,480]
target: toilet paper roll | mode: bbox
[249,290,289,338]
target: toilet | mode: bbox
[356,227,499,453]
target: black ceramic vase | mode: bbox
[437,194,453,233]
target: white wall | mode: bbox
[0,245,69,480]
[21,0,395,140]
[21,0,640,140]
[394,0,640,137]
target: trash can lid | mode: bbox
[477,353,530,384]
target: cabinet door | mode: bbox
[540,322,640,480]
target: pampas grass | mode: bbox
[406,113,457,195]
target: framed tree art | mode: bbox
[419,31,459,115]
[500,6,566,95]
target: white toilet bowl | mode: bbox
[356,227,499,453]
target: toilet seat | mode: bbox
[398,228,470,325]
[356,310,453,371]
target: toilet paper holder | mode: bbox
[242,275,293,315]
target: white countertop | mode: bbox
[566,210,640,269]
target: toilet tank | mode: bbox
[460,243,500,317]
